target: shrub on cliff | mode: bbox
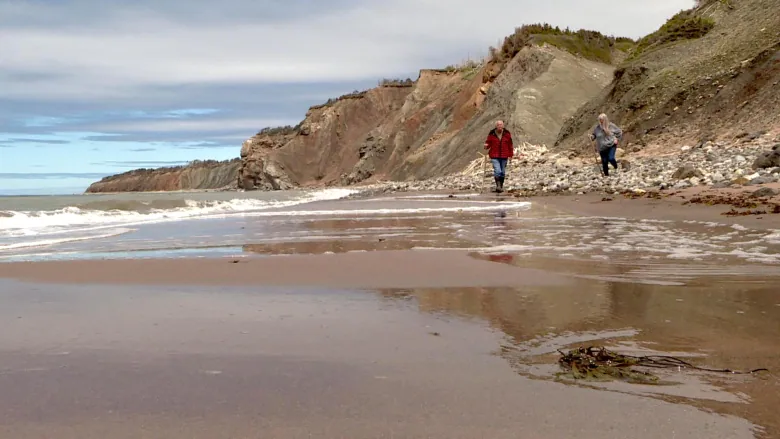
[378,78,415,87]
[489,23,632,65]
[628,10,715,60]
[256,124,301,136]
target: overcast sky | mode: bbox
[0,0,693,194]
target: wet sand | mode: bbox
[1,275,775,439]
[516,191,780,230]
[1,194,780,438]
[0,250,570,288]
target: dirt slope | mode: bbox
[555,0,780,154]
[85,159,240,193]
[238,44,614,190]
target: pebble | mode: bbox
[355,138,778,196]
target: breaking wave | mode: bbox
[0,188,357,239]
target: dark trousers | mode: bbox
[599,146,618,176]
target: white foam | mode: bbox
[0,228,133,251]
[0,188,357,238]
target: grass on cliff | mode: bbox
[256,124,300,136]
[628,10,715,60]
[489,23,633,65]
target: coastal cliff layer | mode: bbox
[239,44,615,190]
[555,0,780,153]
[85,159,240,193]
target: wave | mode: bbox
[0,228,134,251]
[0,188,357,238]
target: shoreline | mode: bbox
[0,249,571,288]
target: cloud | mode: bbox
[0,0,694,183]
[0,172,110,180]
[0,138,71,145]
[129,147,157,152]
[1,0,693,102]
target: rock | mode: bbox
[620,160,632,171]
[681,145,692,152]
[689,177,701,186]
[749,176,775,185]
[750,187,779,198]
[732,176,750,185]
[752,147,780,169]
[672,165,703,180]
[712,181,732,189]
[673,180,692,189]
[615,148,626,159]
[735,155,747,164]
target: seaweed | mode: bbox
[557,346,768,385]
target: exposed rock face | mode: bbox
[555,0,780,154]
[238,45,615,190]
[237,129,297,190]
[85,159,240,193]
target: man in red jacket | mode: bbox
[483,120,514,193]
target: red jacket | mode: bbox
[485,129,514,159]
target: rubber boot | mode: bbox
[494,177,501,193]
[498,176,505,192]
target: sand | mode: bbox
[0,250,571,288]
[1,195,779,438]
[0,277,770,439]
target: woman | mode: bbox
[589,113,623,177]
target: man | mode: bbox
[483,120,514,193]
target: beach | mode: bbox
[1,188,780,438]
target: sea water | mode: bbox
[2,189,780,269]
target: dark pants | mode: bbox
[599,146,618,176]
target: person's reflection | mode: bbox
[487,253,515,265]
[493,210,508,227]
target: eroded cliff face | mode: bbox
[238,44,615,189]
[555,0,780,153]
[85,159,240,193]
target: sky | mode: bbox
[0,0,693,195]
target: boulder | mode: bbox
[672,165,704,180]
[752,145,780,169]
[750,187,779,198]
[749,176,775,185]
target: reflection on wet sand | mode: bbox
[242,216,478,255]
[3,278,761,439]
[380,255,780,437]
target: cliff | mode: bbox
[86,24,625,193]
[85,158,241,193]
[238,42,617,190]
[555,0,780,153]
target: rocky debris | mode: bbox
[352,136,780,197]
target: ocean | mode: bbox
[2,188,780,269]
